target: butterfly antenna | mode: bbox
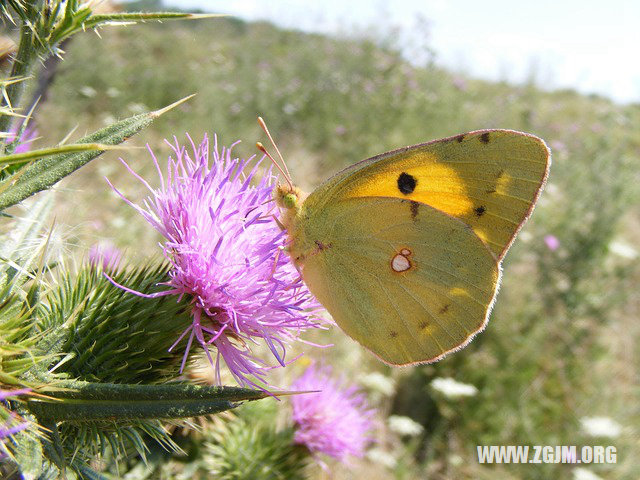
[258,116,293,184]
[256,141,294,190]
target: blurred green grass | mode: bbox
[32,15,640,480]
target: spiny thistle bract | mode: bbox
[41,261,192,384]
[204,409,309,480]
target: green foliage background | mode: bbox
[25,12,640,480]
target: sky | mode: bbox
[163,0,640,104]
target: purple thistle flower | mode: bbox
[88,242,122,271]
[291,365,375,462]
[108,134,326,387]
[1,388,31,458]
[544,234,560,251]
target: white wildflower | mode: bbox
[79,85,97,97]
[609,241,637,260]
[366,447,397,468]
[580,416,622,438]
[359,372,395,396]
[573,467,603,480]
[106,87,121,98]
[388,415,423,436]
[431,377,478,398]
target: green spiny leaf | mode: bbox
[0,143,128,167]
[27,383,267,422]
[82,12,228,33]
[0,96,192,211]
[44,380,272,403]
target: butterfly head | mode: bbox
[273,183,307,235]
[275,183,303,210]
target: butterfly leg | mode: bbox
[271,214,286,231]
[269,245,284,280]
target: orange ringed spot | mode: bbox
[391,248,412,272]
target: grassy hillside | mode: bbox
[34,15,639,480]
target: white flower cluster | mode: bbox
[431,377,478,398]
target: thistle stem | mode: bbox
[0,13,38,136]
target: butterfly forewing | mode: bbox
[308,130,550,260]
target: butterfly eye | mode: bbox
[283,193,298,208]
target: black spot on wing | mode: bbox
[410,201,420,221]
[397,172,417,194]
[314,240,330,251]
[480,132,490,143]
[390,331,399,338]
[456,134,465,143]
[439,304,450,314]
[474,206,486,217]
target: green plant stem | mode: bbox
[0,15,37,135]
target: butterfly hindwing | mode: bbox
[306,130,550,260]
[295,196,500,365]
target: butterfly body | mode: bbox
[275,130,550,365]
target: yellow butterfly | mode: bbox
[259,122,550,366]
